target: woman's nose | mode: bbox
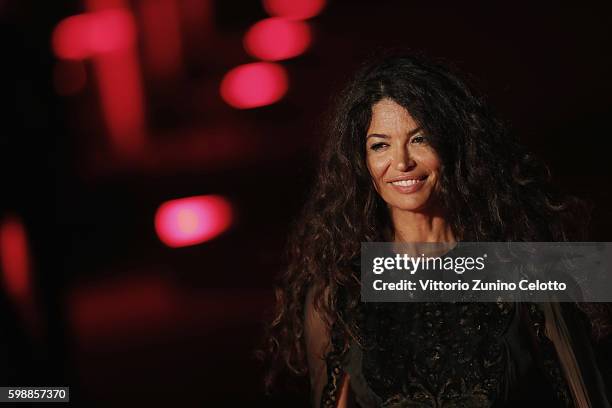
[393,146,415,171]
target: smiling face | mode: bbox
[365,98,442,214]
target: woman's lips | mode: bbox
[388,176,427,194]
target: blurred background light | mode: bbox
[155,195,233,248]
[52,8,145,156]
[52,9,136,59]
[262,0,326,20]
[139,0,183,78]
[220,62,288,109]
[244,17,311,61]
[0,214,31,302]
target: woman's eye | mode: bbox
[411,135,427,144]
[370,142,388,151]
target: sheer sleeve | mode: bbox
[304,285,332,408]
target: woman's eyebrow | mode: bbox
[366,133,389,139]
[366,127,422,140]
[408,127,423,136]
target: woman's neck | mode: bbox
[391,208,456,243]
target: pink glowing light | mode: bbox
[52,8,145,155]
[220,62,288,109]
[155,195,233,247]
[52,9,136,60]
[244,17,311,61]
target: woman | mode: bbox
[261,53,612,407]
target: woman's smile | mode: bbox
[388,175,428,193]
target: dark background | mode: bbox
[1,1,611,406]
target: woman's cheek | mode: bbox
[366,156,382,193]
[367,154,389,179]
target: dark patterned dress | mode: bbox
[316,291,611,407]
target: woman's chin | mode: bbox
[383,189,438,214]
[389,201,430,213]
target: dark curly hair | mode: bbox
[259,51,596,393]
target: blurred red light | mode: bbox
[139,0,183,77]
[244,17,311,61]
[262,0,326,20]
[220,62,288,109]
[52,14,90,59]
[52,8,145,156]
[52,9,136,60]
[0,215,31,301]
[155,195,233,248]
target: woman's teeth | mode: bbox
[391,179,422,186]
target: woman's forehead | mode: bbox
[367,99,419,135]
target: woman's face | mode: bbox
[365,98,442,214]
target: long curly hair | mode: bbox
[259,52,594,392]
